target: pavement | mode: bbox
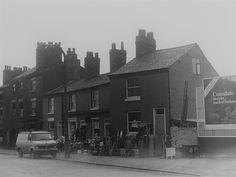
[0,148,236,177]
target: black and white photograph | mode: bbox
[0,0,236,176]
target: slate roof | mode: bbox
[47,73,110,95]
[111,43,196,75]
[14,67,36,80]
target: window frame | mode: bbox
[127,111,141,133]
[196,62,201,75]
[31,98,37,116]
[19,81,23,89]
[12,83,16,94]
[48,97,55,114]
[192,58,201,75]
[91,90,99,110]
[126,78,141,101]
[30,77,37,92]
[68,94,76,112]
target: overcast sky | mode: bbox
[0,0,236,85]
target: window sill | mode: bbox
[68,109,76,112]
[90,107,99,111]
[127,132,138,135]
[125,96,141,102]
[48,112,54,115]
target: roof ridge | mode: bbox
[157,43,197,52]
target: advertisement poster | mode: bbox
[204,76,236,128]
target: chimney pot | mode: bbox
[139,29,146,36]
[147,32,154,38]
[112,43,116,50]
[121,41,124,50]
[95,52,99,58]
[72,48,75,52]
[87,51,93,58]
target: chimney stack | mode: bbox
[3,65,24,85]
[84,51,100,79]
[109,42,127,73]
[135,29,156,58]
[36,42,62,71]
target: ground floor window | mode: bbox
[92,118,100,138]
[127,111,141,133]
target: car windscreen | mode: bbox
[32,133,53,141]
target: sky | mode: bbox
[0,0,236,85]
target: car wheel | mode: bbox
[51,153,57,159]
[17,149,23,158]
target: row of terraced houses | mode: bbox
[0,30,218,154]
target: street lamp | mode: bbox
[56,46,70,159]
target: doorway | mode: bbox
[153,108,166,156]
[68,118,77,141]
[91,118,100,138]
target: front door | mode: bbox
[91,118,100,138]
[68,119,77,141]
[153,108,166,156]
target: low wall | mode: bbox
[171,126,198,148]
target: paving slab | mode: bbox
[1,148,235,177]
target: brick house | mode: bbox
[109,30,218,154]
[43,44,126,140]
[0,42,83,146]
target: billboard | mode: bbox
[204,76,236,129]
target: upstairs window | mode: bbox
[192,58,201,75]
[91,90,99,109]
[19,81,23,89]
[48,98,54,114]
[31,98,36,116]
[68,94,76,112]
[126,78,140,100]
[12,83,16,93]
[30,77,37,92]
[127,111,141,133]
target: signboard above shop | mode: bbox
[204,76,236,129]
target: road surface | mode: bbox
[0,154,184,177]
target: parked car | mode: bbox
[16,131,57,158]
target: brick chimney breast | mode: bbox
[36,42,62,71]
[84,51,100,79]
[135,29,156,58]
[109,42,127,73]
